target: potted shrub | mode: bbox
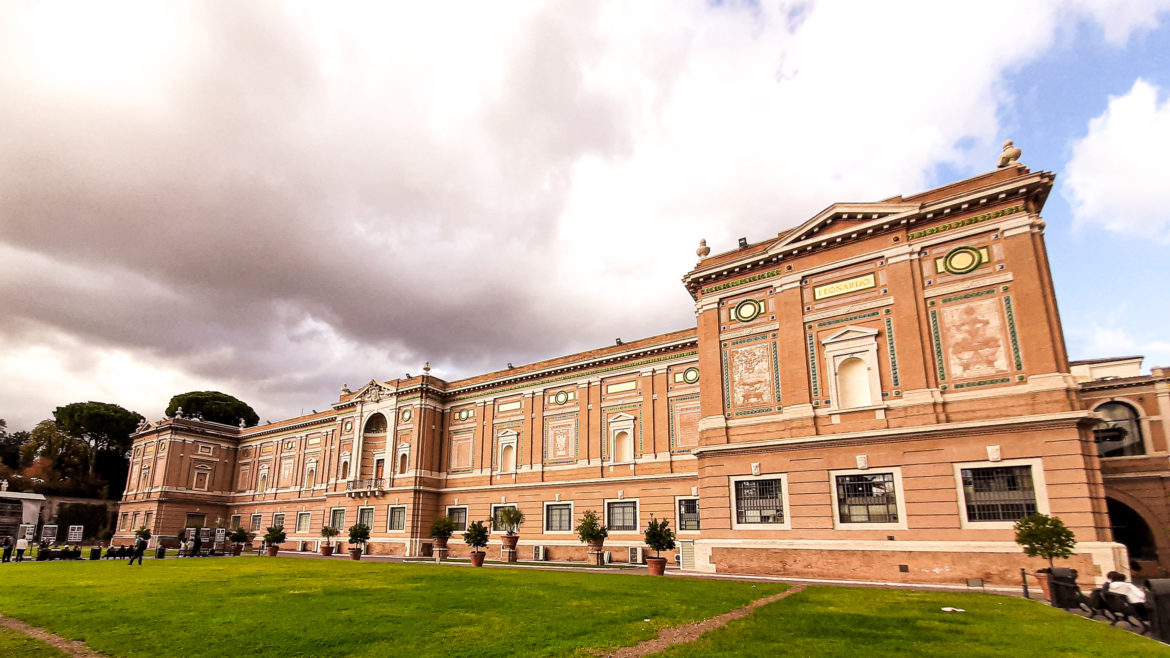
[263,526,286,557]
[496,507,524,560]
[347,523,370,560]
[228,527,250,556]
[320,526,340,556]
[575,510,608,566]
[464,520,489,566]
[1014,513,1076,601]
[643,517,676,576]
[430,516,456,551]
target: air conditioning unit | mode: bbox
[602,550,612,564]
[629,546,643,564]
[532,545,546,561]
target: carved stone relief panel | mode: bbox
[941,298,1009,380]
[729,343,773,408]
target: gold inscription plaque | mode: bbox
[813,273,876,300]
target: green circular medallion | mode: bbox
[943,246,983,274]
[734,299,761,322]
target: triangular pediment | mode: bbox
[821,325,879,344]
[769,202,919,254]
[497,428,519,439]
[608,412,636,422]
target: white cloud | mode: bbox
[1064,79,1170,240]
[1073,324,1170,370]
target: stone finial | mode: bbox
[239,418,247,429]
[341,383,351,394]
[174,406,183,419]
[997,139,1023,168]
[696,239,711,259]
[1,479,8,492]
[423,361,431,374]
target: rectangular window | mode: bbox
[490,504,517,533]
[545,503,571,532]
[358,507,374,529]
[296,512,311,533]
[143,512,153,530]
[330,508,346,530]
[678,499,700,531]
[249,514,262,533]
[388,506,405,531]
[835,473,898,524]
[447,507,467,531]
[272,513,285,529]
[607,501,637,531]
[186,513,207,528]
[735,479,784,524]
[120,512,129,530]
[961,466,1037,522]
[229,514,242,530]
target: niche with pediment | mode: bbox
[821,325,883,410]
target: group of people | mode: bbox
[0,535,30,562]
[179,535,204,557]
[1087,570,1148,618]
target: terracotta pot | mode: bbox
[232,545,243,556]
[349,547,363,561]
[501,535,519,550]
[588,540,606,566]
[470,551,486,567]
[265,546,278,557]
[432,536,448,550]
[320,545,335,557]
[1033,571,1052,601]
[647,557,667,576]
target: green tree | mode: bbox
[21,421,88,477]
[0,419,29,469]
[1014,513,1076,570]
[53,402,143,477]
[166,391,259,428]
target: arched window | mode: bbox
[1094,402,1145,458]
[258,471,268,492]
[499,445,516,473]
[340,459,350,479]
[837,357,870,409]
[364,413,387,434]
[398,453,408,475]
[375,458,385,479]
[304,463,316,489]
[614,431,633,463]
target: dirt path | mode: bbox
[598,584,806,657]
[0,613,106,657]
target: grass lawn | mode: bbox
[652,585,1170,657]
[0,625,66,657]
[0,557,782,657]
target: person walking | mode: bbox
[1,536,12,563]
[14,536,27,562]
[128,534,147,566]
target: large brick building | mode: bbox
[116,160,1169,586]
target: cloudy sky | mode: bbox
[2,1,1169,430]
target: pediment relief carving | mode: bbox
[821,325,880,344]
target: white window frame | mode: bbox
[821,326,884,410]
[357,506,375,530]
[542,501,574,534]
[303,459,317,489]
[249,513,262,533]
[192,464,212,491]
[257,465,270,491]
[603,498,640,533]
[496,430,518,473]
[272,512,286,529]
[729,473,791,530]
[674,495,700,534]
[489,503,518,534]
[338,452,351,480]
[953,457,1048,529]
[1093,397,1153,457]
[446,505,469,531]
[387,505,406,533]
[229,514,242,530]
[395,443,411,476]
[296,512,311,534]
[329,507,346,531]
[607,413,636,464]
[829,466,908,530]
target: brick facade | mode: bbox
[116,165,1169,586]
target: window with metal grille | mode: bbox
[447,507,467,531]
[249,514,262,533]
[329,508,345,530]
[545,504,571,532]
[961,466,1037,522]
[678,499,700,530]
[388,506,405,531]
[835,473,898,523]
[357,507,374,528]
[296,512,310,533]
[607,501,637,531]
[490,504,517,532]
[735,479,784,524]
[272,513,285,529]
